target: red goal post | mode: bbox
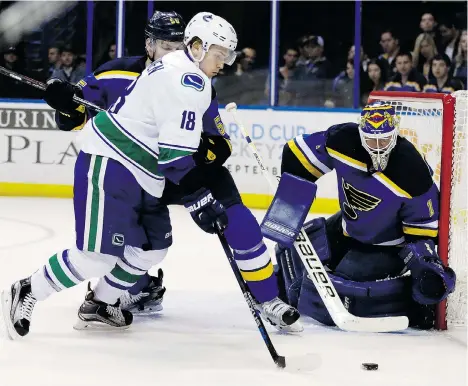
[369,91,467,330]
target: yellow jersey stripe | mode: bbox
[95,70,139,79]
[287,139,323,179]
[240,262,274,282]
[403,226,438,237]
[326,147,367,169]
[374,172,412,198]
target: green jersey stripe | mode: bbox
[94,112,161,176]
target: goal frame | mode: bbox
[369,91,457,330]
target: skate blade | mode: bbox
[73,318,131,332]
[277,319,304,333]
[1,290,20,340]
[128,304,163,316]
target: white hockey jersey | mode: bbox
[77,50,212,197]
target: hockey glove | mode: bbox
[193,134,232,167]
[183,188,228,234]
[399,240,456,305]
[43,78,86,118]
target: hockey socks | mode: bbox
[128,272,151,295]
[224,204,278,303]
[31,249,85,300]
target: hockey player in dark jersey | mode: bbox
[42,11,232,315]
[264,102,456,329]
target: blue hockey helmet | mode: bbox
[145,11,186,42]
[358,102,400,171]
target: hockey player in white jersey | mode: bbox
[1,12,301,339]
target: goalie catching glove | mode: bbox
[398,240,456,305]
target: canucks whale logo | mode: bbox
[181,73,205,91]
[341,178,381,220]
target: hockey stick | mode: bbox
[0,66,104,112]
[215,223,286,368]
[225,102,409,333]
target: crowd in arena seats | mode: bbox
[214,12,467,107]
[0,10,466,107]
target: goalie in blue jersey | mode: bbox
[263,102,456,329]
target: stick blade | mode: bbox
[275,355,286,369]
[336,315,409,333]
[225,102,237,112]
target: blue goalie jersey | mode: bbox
[283,123,440,246]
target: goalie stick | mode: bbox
[0,66,103,113]
[215,223,286,369]
[225,102,409,333]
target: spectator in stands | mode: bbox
[378,30,400,75]
[366,58,388,91]
[384,51,427,92]
[47,45,62,78]
[412,33,438,79]
[50,45,86,84]
[279,47,299,82]
[420,13,437,34]
[348,44,370,72]
[288,35,333,106]
[325,59,365,108]
[0,46,31,98]
[292,35,332,80]
[235,47,256,76]
[265,47,298,105]
[96,42,117,69]
[438,18,461,62]
[296,34,314,66]
[215,46,268,105]
[360,58,389,106]
[424,54,464,93]
[453,30,467,88]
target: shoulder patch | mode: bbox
[181,73,205,92]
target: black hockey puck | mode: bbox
[361,363,378,371]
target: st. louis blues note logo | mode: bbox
[341,178,381,220]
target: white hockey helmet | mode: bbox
[184,12,238,65]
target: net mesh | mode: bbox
[369,91,467,327]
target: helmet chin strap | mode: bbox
[187,45,206,67]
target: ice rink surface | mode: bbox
[0,197,466,386]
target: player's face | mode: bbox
[395,56,412,76]
[368,64,381,83]
[364,137,392,152]
[432,60,448,79]
[200,45,230,78]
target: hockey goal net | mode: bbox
[369,91,467,330]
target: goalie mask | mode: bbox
[358,103,400,171]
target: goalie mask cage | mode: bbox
[369,91,467,330]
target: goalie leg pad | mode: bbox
[261,173,317,247]
[275,217,331,306]
[297,271,412,327]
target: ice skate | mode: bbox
[1,277,37,340]
[74,283,133,331]
[258,297,303,332]
[120,269,166,315]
